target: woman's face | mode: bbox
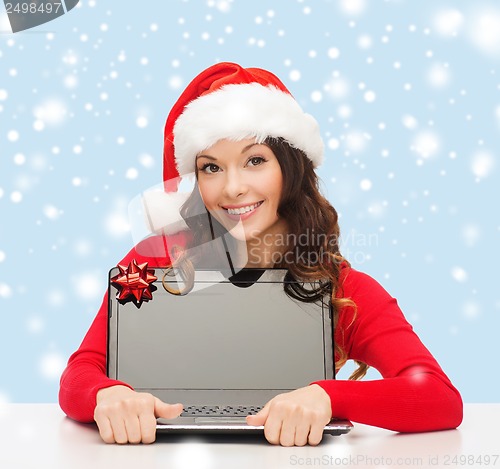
[196,138,285,242]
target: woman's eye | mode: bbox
[200,163,220,174]
[248,156,266,166]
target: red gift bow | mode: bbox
[111,260,157,304]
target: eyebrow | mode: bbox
[196,143,263,161]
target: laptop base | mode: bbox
[156,418,353,435]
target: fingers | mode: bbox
[264,410,324,447]
[96,412,156,444]
[253,387,330,447]
[96,411,141,445]
[138,411,158,444]
[102,414,129,444]
[262,402,304,446]
[263,414,285,445]
[291,420,311,447]
[307,422,325,446]
[94,415,115,444]
[94,388,183,444]
[154,398,184,419]
[246,401,270,426]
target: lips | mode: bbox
[221,200,264,221]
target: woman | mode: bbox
[59,62,463,446]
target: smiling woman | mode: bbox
[59,62,463,447]
[195,139,285,247]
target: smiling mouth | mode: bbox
[222,201,264,216]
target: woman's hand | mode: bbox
[246,384,332,446]
[94,385,183,444]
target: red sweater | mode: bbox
[59,233,463,432]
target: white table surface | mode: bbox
[1,403,498,469]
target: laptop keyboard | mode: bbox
[181,405,262,417]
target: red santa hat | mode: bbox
[143,62,324,235]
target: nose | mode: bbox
[222,168,248,200]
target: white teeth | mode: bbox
[226,201,262,215]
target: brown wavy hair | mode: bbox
[174,137,368,380]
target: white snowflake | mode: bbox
[33,99,68,126]
[432,9,464,37]
[411,131,441,159]
[73,239,93,257]
[289,69,301,81]
[62,50,78,65]
[367,200,387,219]
[327,138,340,150]
[461,224,481,247]
[471,150,495,178]
[136,116,148,128]
[462,301,480,320]
[169,76,183,90]
[338,105,352,119]
[339,0,367,16]
[426,63,451,89]
[39,352,66,380]
[344,131,370,153]
[364,90,376,103]
[324,77,350,100]
[43,204,62,221]
[357,34,373,49]
[7,130,19,142]
[327,47,340,59]
[26,316,44,334]
[310,91,323,103]
[13,153,26,165]
[104,203,131,238]
[208,0,233,13]
[360,179,372,191]
[451,266,468,283]
[47,289,65,307]
[126,168,139,180]
[402,114,418,130]
[33,120,44,131]
[467,8,500,56]
[72,271,102,301]
[63,75,78,89]
[0,283,13,298]
[10,191,23,203]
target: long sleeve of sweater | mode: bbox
[312,267,463,433]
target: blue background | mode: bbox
[0,0,498,404]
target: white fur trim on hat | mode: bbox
[173,83,324,175]
[142,190,190,235]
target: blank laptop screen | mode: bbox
[109,269,332,391]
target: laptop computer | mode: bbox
[107,266,352,435]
